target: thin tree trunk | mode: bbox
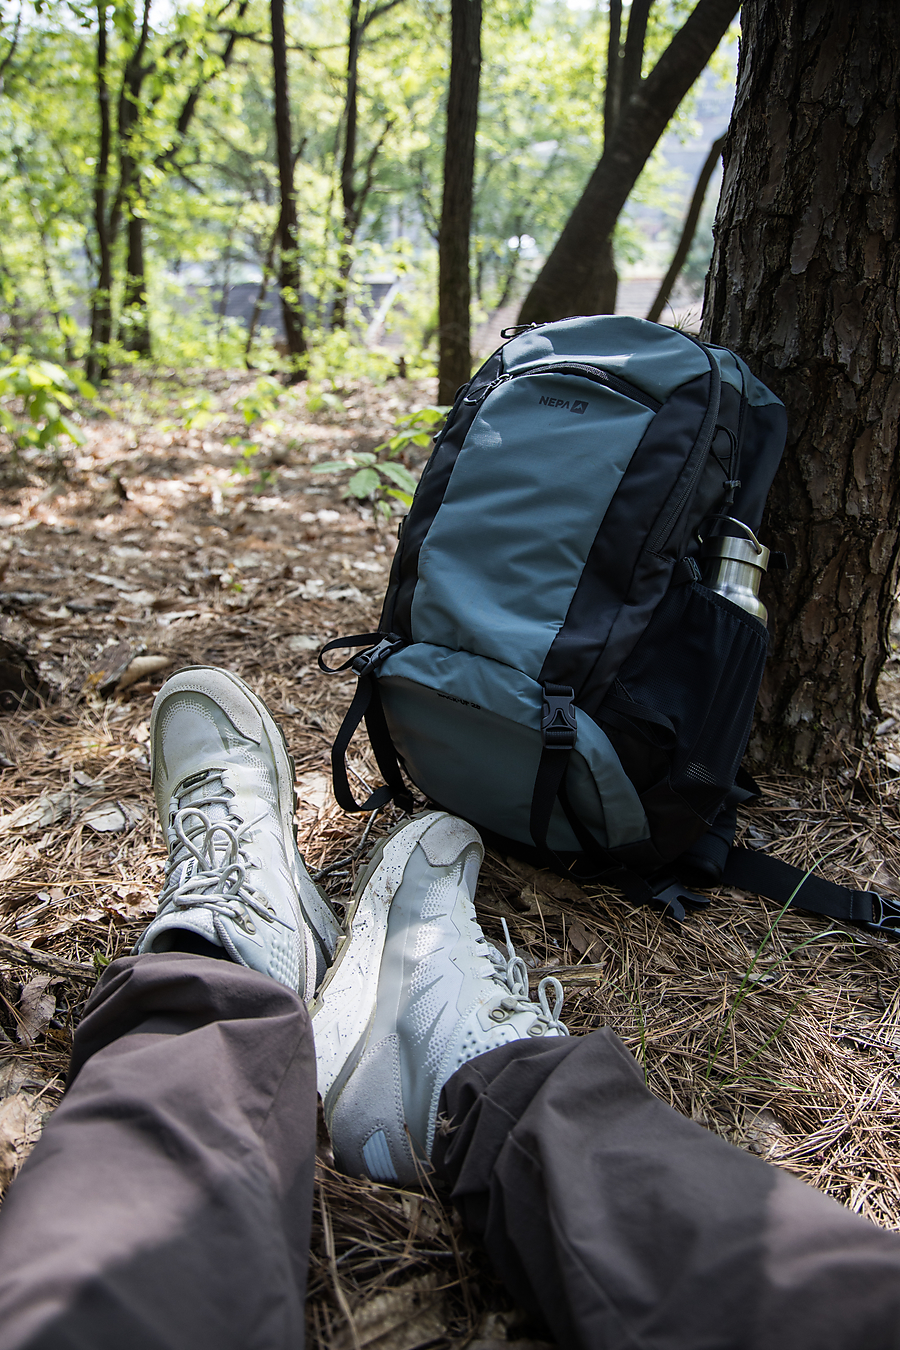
[119,0,152,356]
[332,0,362,331]
[437,0,482,405]
[647,131,725,323]
[270,0,306,368]
[702,0,900,770]
[87,1,114,385]
[517,0,738,326]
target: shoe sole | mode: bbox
[151,666,341,963]
[310,811,458,1101]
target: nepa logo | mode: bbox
[539,396,588,414]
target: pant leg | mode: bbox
[433,1028,900,1350]
[0,953,316,1350]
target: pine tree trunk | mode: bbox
[702,0,900,770]
[437,0,481,405]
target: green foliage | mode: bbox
[0,354,95,454]
[310,405,446,517]
[0,0,735,370]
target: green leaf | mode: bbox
[346,467,381,498]
[379,461,417,493]
[386,487,414,507]
[311,460,355,473]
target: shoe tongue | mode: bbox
[176,770,232,824]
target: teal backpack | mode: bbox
[321,316,900,934]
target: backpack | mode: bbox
[321,316,900,937]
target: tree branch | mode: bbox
[518,0,739,324]
[647,131,725,322]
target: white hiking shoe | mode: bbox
[135,666,341,1000]
[311,810,568,1186]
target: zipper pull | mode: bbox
[464,372,513,405]
[500,321,546,339]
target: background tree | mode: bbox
[703,0,900,769]
[437,0,481,404]
[270,0,306,364]
[518,0,738,325]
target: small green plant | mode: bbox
[235,376,283,430]
[0,354,95,455]
[311,405,446,518]
[228,438,277,493]
[227,376,285,494]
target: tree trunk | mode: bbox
[270,0,306,367]
[87,1,114,385]
[437,0,481,405]
[117,0,152,357]
[122,214,151,357]
[332,0,362,331]
[647,131,724,323]
[702,0,900,770]
[517,0,738,326]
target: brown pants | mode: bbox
[0,954,898,1350]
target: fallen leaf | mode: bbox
[295,771,331,811]
[568,920,598,957]
[82,799,146,833]
[83,640,141,695]
[106,885,157,919]
[332,1273,447,1350]
[506,858,587,904]
[286,634,321,653]
[0,781,107,836]
[16,975,59,1046]
[517,884,560,918]
[0,1086,49,1194]
[742,1107,789,1157]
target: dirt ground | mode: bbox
[1,371,900,1349]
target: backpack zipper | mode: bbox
[464,362,662,414]
[647,340,723,552]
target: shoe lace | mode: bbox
[158,768,288,931]
[479,917,569,1035]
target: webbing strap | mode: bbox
[721,847,899,929]
[321,633,413,815]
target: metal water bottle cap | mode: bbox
[698,518,770,625]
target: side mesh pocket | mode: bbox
[597,581,768,859]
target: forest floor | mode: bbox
[1,370,900,1349]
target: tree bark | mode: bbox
[437,0,481,405]
[702,0,900,770]
[647,131,724,323]
[517,0,738,326]
[270,0,306,367]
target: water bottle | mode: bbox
[698,517,770,625]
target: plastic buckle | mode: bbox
[351,637,403,678]
[541,685,577,749]
[651,881,712,923]
[860,892,900,937]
